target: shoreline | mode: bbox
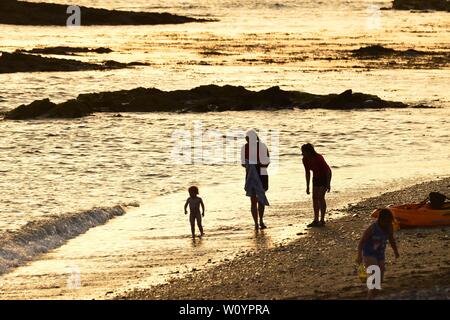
[119,177,450,300]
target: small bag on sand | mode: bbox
[358,264,367,283]
[429,192,447,210]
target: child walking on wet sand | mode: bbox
[357,209,400,299]
[184,186,205,239]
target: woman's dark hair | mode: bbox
[188,186,199,196]
[378,209,393,222]
[301,143,317,155]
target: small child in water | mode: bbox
[184,186,205,239]
[357,209,400,299]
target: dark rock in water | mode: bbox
[351,45,429,58]
[350,45,450,69]
[329,89,354,107]
[4,98,92,120]
[352,45,396,57]
[0,51,100,73]
[292,89,406,109]
[0,0,208,26]
[4,99,57,120]
[3,85,411,120]
[403,49,428,58]
[17,46,113,56]
[0,51,147,73]
[48,99,92,119]
[391,0,450,11]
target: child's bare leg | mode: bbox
[251,196,259,228]
[318,187,327,222]
[189,214,196,238]
[312,187,320,222]
[258,203,266,227]
[197,214,204,236]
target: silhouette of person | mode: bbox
[301,143,332,227]
[241,130,270,229]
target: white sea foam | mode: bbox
[0,205,126,275]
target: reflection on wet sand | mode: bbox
[254,230,273,252]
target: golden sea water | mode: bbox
[0,0,449,298]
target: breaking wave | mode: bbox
[0,205,128,275]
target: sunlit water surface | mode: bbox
[0,0,449,299]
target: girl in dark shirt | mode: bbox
[301,143,332,227]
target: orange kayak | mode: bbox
[372,203,450,228]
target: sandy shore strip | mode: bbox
[119,178,450,300]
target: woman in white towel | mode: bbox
[241,130,270,230]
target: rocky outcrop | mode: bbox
[352,45,396,57]
[17,47,113,56]
[391,0,450,11]
[3,85,412,120]
[351,45,427,57]
[0,0,208,26]
[349,45,450,69]
[290,89,406,109]
[0,51,147,73]
[4,98,93,120]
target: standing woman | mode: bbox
[241,130,270,229]
[301,143,332,227]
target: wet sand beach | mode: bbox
[121,177,450,300]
